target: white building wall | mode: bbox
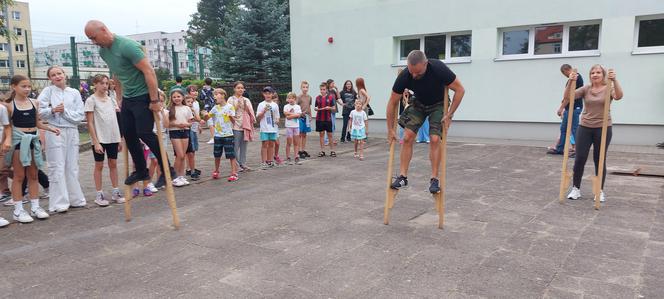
[290,0,664,144]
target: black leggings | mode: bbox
[121,95,170,175]
[341,113,351,140]
[573,125,612,189]
[21,169,49,196]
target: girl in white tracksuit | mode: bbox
[37,66,86,213]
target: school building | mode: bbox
[289,0,664,145]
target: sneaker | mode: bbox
[294,157,302,165]
[143,188,153,197]
[286,158,293,165]
[429,178,441,194]
[132,188,140,198]
[30,207,50,219]
[194,169,201,176]
[172,177,186,187]
[298,151,304,159]
[207,138,214,144]
[0,193,11,203]
[340,138,346,143]
[241,165,251,172]
[600,191,606,203]
[124,170,150,186]
[190,172,200,181]
[261,162,269,170]
[180,176,190,185]
[186,169,192,177]
[228,174,238,182]
[147,183,158,193]
[303,151,311,158]
[546,148,562,155]
[155,175,166,189]
[0,217,8,227]
[268,162,275,168]
[274,156,283,165]
[567,187,581,200]
[212,171,220,179]
[95,192,110,207]
[13,210,33,223]
[390,175,408,190]
[111,189,125,204]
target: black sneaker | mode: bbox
[429,178,441,194]
[186,169,192,176]
[124,170,150,185]
[194,169,201,176]
[340,138,346,143]
[190,172,200,181]
[155,175,166,189]
[390,175,408,190]
[303,151,311,158]
[298,151,305,159]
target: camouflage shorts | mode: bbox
[398,101,444,137]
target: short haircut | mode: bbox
[186,84,198,93]
[560,64,572,72]
[300,81,309,87]
[204,78,212,85]
[407,50,427,65]
[319,82,328,89]
[175,76,183,83]
[213,88,227,97]
[92,74,109,84]
[287,92,296,99]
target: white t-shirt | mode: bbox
[283,103,301,128]
[169,105,193,130]
[153,109,169,133]
[209,103,235,138]
[84,94,121,144]
[256,101,280,133]
[190,101,201,131]
[0,104,9,141]
[350,110,368,130]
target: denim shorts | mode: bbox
[260,132,278,141]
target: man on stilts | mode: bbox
[84,20,172,187]
[387,50,465,193]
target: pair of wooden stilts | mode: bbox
[122,112,180,229]
[558,71,613,210]
[384,88,449,229]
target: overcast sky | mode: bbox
[26,0,198,46]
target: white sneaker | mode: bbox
[0,217,9,227]
[172,177,185,187]
[567,187,581,200]
[147,183,158,193]
[111,189,126,204]
[95,192,110,207]
[30,207,50,219]
[207,138,214,144]
[180,176,190,185]
[13,210,33,223]
[600,191,606,203]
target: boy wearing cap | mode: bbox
[256,86,281,169]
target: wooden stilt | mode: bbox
[559,69,577,203]
[383,138,397,225]
[153,112,180,229]
[593,79,613,210]
[123,143,132,222]
[434,88,450,229]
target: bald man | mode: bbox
[85,20,171,186]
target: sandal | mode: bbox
[318,151,326,157]
[330,151,337,157]
[353,153,359,158]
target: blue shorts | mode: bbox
[213,136,235,159]
[299,117,311,133]
[260,132,278,141]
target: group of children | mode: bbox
[0,75,371,227]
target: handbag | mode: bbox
[367,104,374,116]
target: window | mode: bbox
[0,77,9,84]
[15,44,24,52]
[12,11,20,20]
[0,43,7,51]
[0,60,9,68]
[14,28,22,36]
[16,60,26,68]
[634,15,664,54]
[396,31,472,64]
[498,20,601,60]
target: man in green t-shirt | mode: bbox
[85,20,171,186]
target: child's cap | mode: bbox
[262,86,275,93]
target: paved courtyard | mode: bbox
[1,131,663,298]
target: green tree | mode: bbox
[0,0,16,40]
[155,67,171,88]
[217,0,290,83]
[186,0,239,52]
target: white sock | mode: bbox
[97,190,103,194]
[14,202,24,213]
[112,188,120,193]
[30,199,40,210]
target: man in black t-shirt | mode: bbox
[387,50,466,194]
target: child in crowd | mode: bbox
[6,75,58,223]
[84,74,125,206]
[297,81,312,159]
[165,90,192,187]
[206,88,238,181]
[227,81,255,172]
[148,90,169,190]
[349,101,368,160]
[185,86,202,180]
[256,86,280,169]
[0,97,10,226]
[283,92,302,165]
[315,82,336,157]
[272,91,283,165]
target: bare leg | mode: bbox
[261,141,268,162]
[319,132,325,151]
[286,137,292,159]
[267,141,275,162]
[399,129,417,177]
[327,132,335,151]
[108,159,118,188]
[94,161,104,191]
[214,158,221,173]
[230,158,238,175]
[428,134,441,178]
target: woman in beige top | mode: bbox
[565,65,623,202]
